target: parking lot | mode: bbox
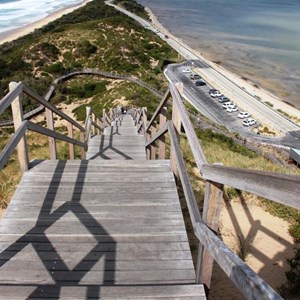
[174,66,260,134]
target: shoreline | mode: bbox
[0,0,92,45]
[145,7,300,121]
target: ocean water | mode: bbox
[0,0,84,34]
[138,0,300,108]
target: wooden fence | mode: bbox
[134,82,300,300]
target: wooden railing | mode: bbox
[134,82,300,300]
[0,81,114,174]
[0,68,162,127]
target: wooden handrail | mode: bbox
[0,120,28,170]
[145,122,169,148]
[22,85,85,132]
[144,82,293,299]
[0,83,112,172]
[27,121,85,148]
[146,88,170,132]
[170,83,207,168]
[0,82,24,115]
[194,222,282,300]
[168,122,202,226]
[202,164,300,209]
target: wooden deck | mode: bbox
[0,115,205,299]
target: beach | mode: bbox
[144,7,300,122]
[138,0,300,112]
[0,0,92,45]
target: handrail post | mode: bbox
[45,107,57,160]
[92,112,96,136]
[67,122,75,159]
[142,107,147,136]
[150,121,157,160]
[103,109,106,128]
[9,82,29,174]
[80,131,86,159]
[170,101,181,176]
[158,107,167,159]
[197,180,224,287]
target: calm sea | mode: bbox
[0,0,84,34]
[138,0,300,108]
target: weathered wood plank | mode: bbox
[0,121,28,171]
[10,82,29,174]
[202,164,300,210]
[0,284,206,299]
[170,83,207,169]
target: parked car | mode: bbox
[182,68,191,73]
[222,102,235,109]
[210,90,222,97]
[226,107,239,113]
[238,112,250,119]
[209,89,217,94]
[190,74,200,79]
[218,96,230,103]
[243,118,256,127]
[195,80,206,86]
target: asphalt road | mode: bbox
[166,63,300,148]
[106,0,300,148]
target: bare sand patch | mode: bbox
[209,198,296,299]
[0,0,92,45]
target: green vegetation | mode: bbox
[286,248,300,296]
[113,0,149,20]
[265,101,274,107]
[0,0,178,121]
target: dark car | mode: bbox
[209,89,217,94]
[195,80,206,86]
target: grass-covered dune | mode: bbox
[0,0,178,121]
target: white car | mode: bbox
[227,107,239,113]
[238,112,250,119]
[243,118,256,127]
[210,90,222,97]
[222,102,235,109]
[182,68,191,73]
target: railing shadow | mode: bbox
[0,160,116,299]
[217,193,295,294]
[89,117,133,160]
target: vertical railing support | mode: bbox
[45,107,57,160]
[80,131,86,160]
[150,121,157,160]
[92,112,96,136]
[158,107,167,159]
[196,180,224,288]
[9,82,29,174]
[170,101,181,176]
[103,109,106,129]
[67,122,75,160]
[142,107,147,136]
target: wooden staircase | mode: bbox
[0,114,206,299]
[86,114,146,160]
[1,81,296,299]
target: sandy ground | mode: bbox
[0,0,92,45]
[146,8,300,120]
[209,198,297,299]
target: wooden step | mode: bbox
[0,284,206,299]
[0,159,197,292]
